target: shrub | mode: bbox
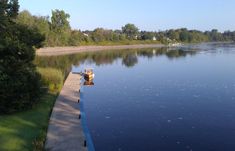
[0,0,44,114]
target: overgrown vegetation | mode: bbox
[16,10,235,47]
[38,68,64,92]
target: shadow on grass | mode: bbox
[0,93,57,151]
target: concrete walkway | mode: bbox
[45,72,87,151]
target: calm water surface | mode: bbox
[37,43,235,151]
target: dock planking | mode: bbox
[45,72,87,151]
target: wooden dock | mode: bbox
[45,72,87,151]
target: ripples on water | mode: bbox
[36,42,235,151]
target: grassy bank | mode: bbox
[0,93,57,151]
[38,67,64,92]
[0,67,64,151]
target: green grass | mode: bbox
[38,68,64,92]
[0,93,57,151]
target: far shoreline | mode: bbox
[36,42,234,56]
[36,44,166,56]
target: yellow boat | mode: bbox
[84,68,94,81]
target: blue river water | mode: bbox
[80,43,235,151]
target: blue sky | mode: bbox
[19,0,235,32]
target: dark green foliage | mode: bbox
[122,23,139,40]
[0,0,45,114]
[223,31,235,41]
[140,31,155,40]
[7,0,19,18]
[205,29,224,41]
[179,30,189,42]
[0,0,18,19]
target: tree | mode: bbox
[48,9,71,46]
[51,9,70,33]
[140,31,155,40]
[223,31,235,41]
[91,28,106,42]
[17,10,50,46]
[179,28,189,42]
[167,29,180,41]
[17,10,34,26]
[122,23,139,40]
[0,0,45,114]
[17,10,50,35]
[91,28,119,42]
[69,30,87,46]
[7,0,19,18]
[209,29,223,41]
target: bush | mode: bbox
[0,0,45,114]
[38,68,64,92]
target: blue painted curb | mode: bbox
[80,79,96,151]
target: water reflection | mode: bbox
[122,54,138,67]
[81,44,235,151]
[35,48,196,73]
[84,80,94,86]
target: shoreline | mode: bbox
[36,44,166,56]
[36,42,234,56]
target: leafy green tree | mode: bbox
[223,31,235,41]
[167,29,180,41]
[48,9,71,46]
[122,23,139,40]
[17,10,34,26]
[17,10,50,45]
[140,31,155,40]
[51,9,70,33]
[91,28,106,42]
[179,28,189,42]
[69,30,87,46]
[0,0,45,114]
[91,28,120,42]
[209,29,223,41]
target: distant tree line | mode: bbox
[16,10,235,47]
[158,28,235,43]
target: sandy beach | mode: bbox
[36,44,165,56]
